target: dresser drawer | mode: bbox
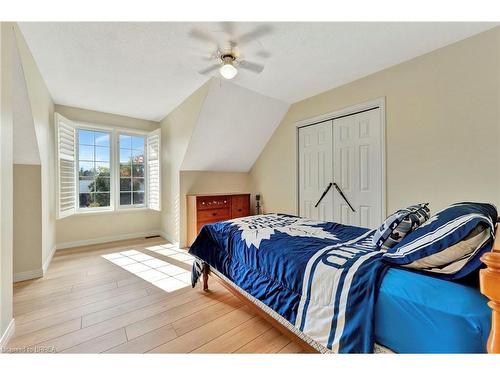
[197,196,230,210]
[187,193,251,247]
[197,208,231,223]
[231,195,250,218]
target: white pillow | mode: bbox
[403,224,490,274]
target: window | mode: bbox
[78,129,111,209]
[55,112,161,218]
[119,134,145,207]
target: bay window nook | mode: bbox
[55,112,161,218]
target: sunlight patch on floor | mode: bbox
[145,243,194,267]
[101,246,195,292]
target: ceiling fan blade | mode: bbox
[189,28,218,45]
[220,22,236,37]
[256,50,272,59]
[198,64,220,75]
[237,24,273,45]
[239,60,265,74]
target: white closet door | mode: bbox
[298,120,333,221]
[333,108,382,228]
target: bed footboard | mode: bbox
[480,224,500,353]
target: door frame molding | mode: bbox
[295,97,386,223]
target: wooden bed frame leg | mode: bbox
[480,251,500,353]
[202,264,210,291]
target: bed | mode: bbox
[188,212,500,354]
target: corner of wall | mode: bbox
[159,80,211,245]
[12,23,56,275]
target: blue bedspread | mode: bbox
[188,214,388,353]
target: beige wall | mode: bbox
[160,82,210,244]
[251,27,500,218]
[13,165,42,276]
[55,105,161,248]
[56,210,162,248]
[179,171,253,246]
[13,25,56,270]
[0,22,14,342]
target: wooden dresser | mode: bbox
[187,193,251,246]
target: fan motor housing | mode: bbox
[221,53,236,63]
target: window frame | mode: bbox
[73,122,149,214]
[116,130,148,210]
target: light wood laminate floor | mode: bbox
[6,237,305,353]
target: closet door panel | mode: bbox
[333,108,382,228]
[298,121,333,221]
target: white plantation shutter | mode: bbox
[55,113,76,219]
[147,129,161,211]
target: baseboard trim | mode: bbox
[56,230,165,251]
[42,245,57,275]
[13,245,56,282]
[158,230,178,246]
[13,269,43,282]
[0,319,15,348]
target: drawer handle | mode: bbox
[238,208,242,212]
[212,212,217,216]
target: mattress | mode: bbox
[374,268,491,353]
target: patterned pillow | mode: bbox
[372,203,430,250]
[383,202,497,280]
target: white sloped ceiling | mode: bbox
[181,78,289,172]
[13,37,40,165]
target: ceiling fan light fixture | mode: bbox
[219,62,238,80]
[219,54,238,79]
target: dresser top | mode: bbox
[187,192,251,197]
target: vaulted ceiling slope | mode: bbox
[13,29,40,165]
[181,78,289,172]
[18,22,497,121]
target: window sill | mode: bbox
[116,207,151,213]
[73,207,152,216]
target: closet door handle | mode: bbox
[333,182,356,212]
[314,182,333,208]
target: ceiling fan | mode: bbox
[189,23,273,80]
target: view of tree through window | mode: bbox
[119,134,145,206]
[78,129,111,208]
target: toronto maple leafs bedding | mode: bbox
[188,214,388,353]
[383,202,497,279]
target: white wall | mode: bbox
[181,78,289,172]
[12,35,40,165]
